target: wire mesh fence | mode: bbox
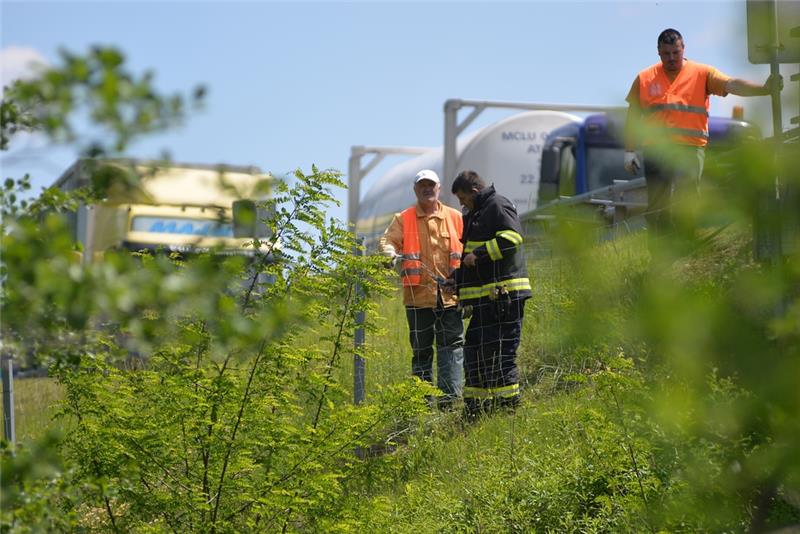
[356,151,798,412]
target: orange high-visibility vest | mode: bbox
[400,206,463,287]
[638,60,711,147]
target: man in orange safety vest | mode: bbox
[624,28,782,238]
[379,169,465,408]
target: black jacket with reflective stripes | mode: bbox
[455,185,531,303]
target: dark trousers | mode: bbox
[405,306,464,402]
[462,296,527,417]
[643,144,706,237]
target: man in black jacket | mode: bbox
[449,170,532,419]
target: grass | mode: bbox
[2,376,65,443]
[352,224,800,532]
[337,291,411,401]
[360,389,658,533]
[519,230,650,392]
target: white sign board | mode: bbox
[747,0,800,64]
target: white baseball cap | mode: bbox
[414,169,440,184]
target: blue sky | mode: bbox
[2,1,797,225]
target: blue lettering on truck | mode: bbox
[132,216,234,237]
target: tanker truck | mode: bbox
[355,110,582,248]
[53,158,274,263]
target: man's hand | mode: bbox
[440,278,457,295]
[382,254,399,269]
[380,244,400,269]
[764,73,784,94]
[623,151,641,175]
[462,252,477,267]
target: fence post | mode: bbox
[353,236,366,405]
[1,345,16,445]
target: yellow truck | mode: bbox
[53,159,273,263]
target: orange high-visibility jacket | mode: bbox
[638,60,711,147]
[401,206,463,287]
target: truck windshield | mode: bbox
[131,216,234,237]
[585,146,639,191]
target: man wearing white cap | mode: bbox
[379,169,465,408]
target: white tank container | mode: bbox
[356,110,581,248]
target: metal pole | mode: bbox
[769,0,784,148]
[767,0,784,261]
[1,349,16,445]
[348,147,364,229]
[769,62,784,147]
[765,59,784,262]
[353,236,366,405]
[445,99,621,115]
[443,99,461,207]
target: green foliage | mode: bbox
[0,431,86,533]
[50,334,432,532]
[0,175,32,216]
[4,42,800,533]
[1,46,433,532]
[1,46,204,154]
[1,162,434,531]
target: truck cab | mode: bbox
[53,159,274,263]
[537,111,762,206]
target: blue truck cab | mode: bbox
[537,111,762,206]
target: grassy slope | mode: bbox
[352,232,653,533]
[352,225,797,533]
[9,225,798,531]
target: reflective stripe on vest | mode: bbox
[400,206,463,287]
[638,60,710,147]
[458,277,532,300]
[465,229,524,261]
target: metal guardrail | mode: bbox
[521,177,649,235]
